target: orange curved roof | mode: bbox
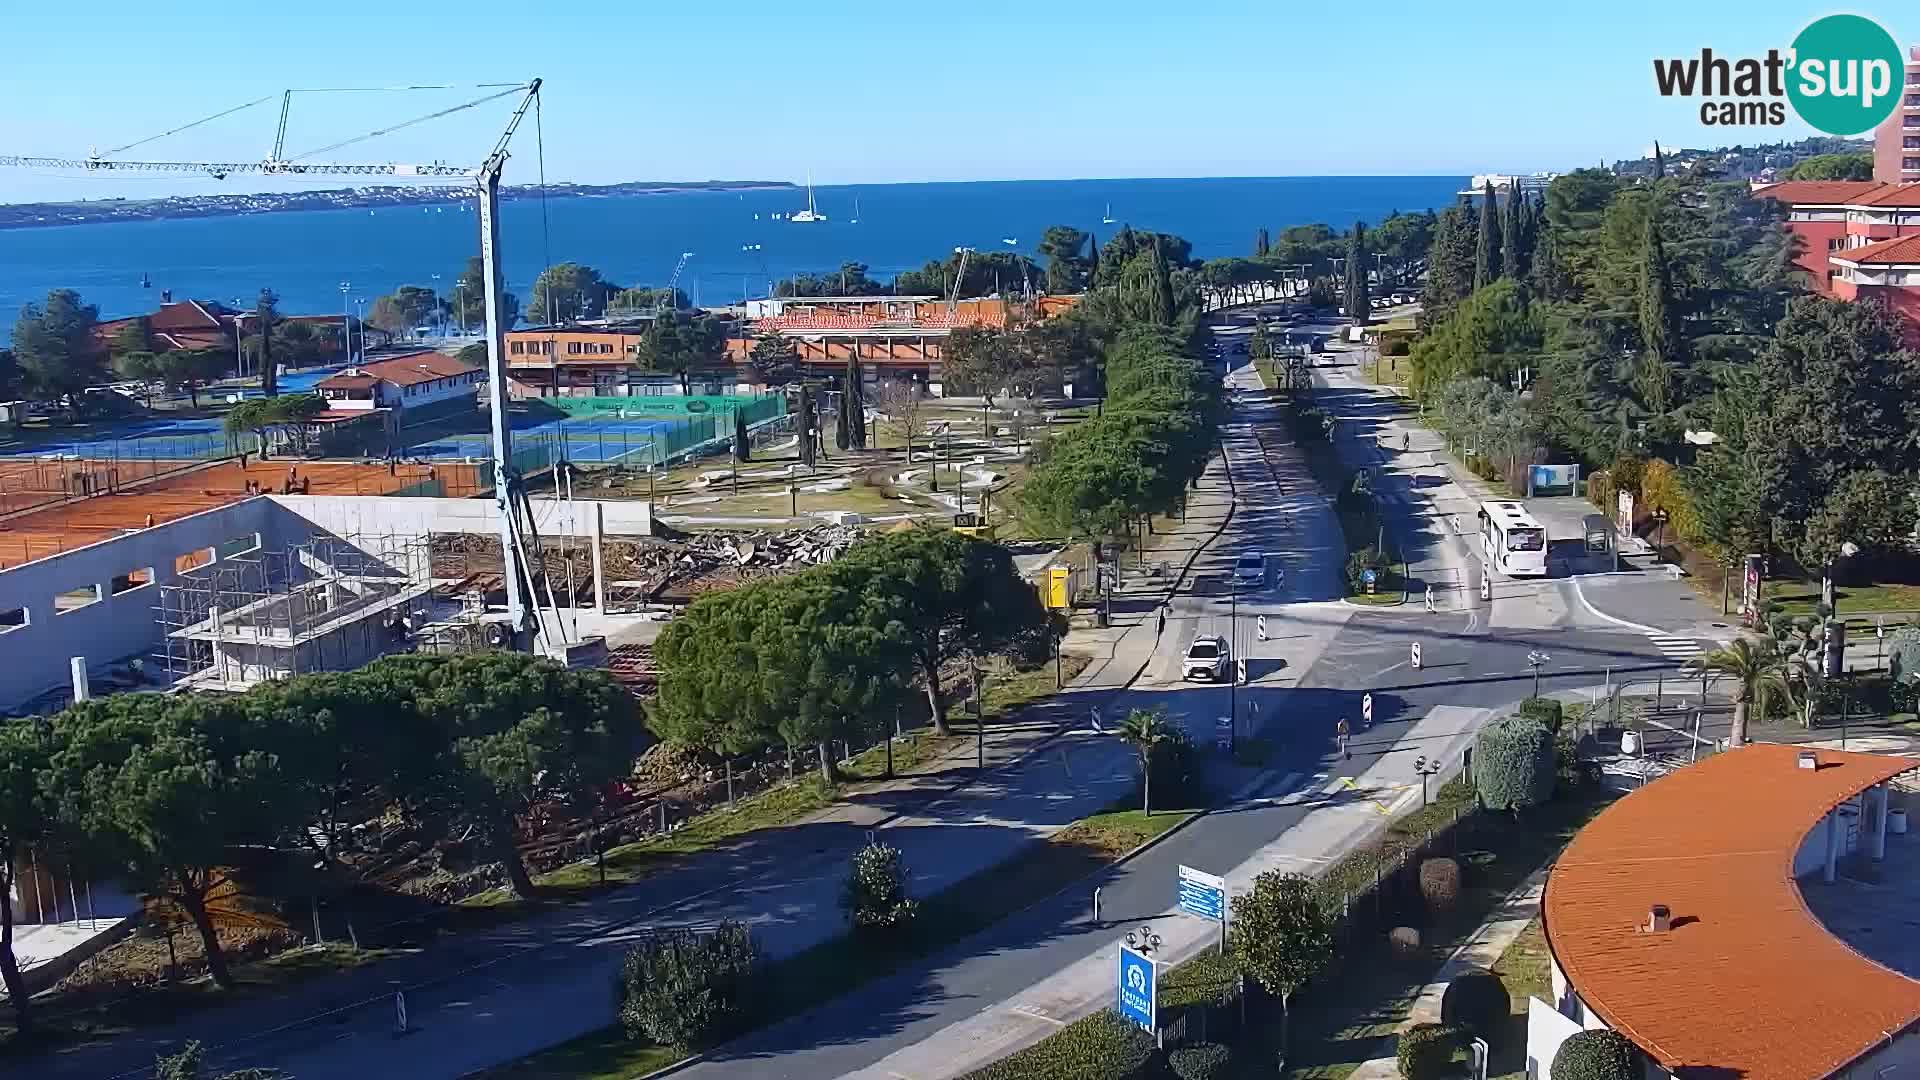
[1545,744,1920,1080]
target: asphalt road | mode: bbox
[666,345,1697,1079]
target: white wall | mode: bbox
[267,494,652,540]
[0,499,275,711]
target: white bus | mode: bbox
[1479,500,1548,577]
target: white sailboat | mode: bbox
[850,198,861,224]
[1102,202,1115,225]
[789,172,827,223]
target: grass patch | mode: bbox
[1770,583,1920,620]
[1254,360,1278,390]
[491,800,1197,1079]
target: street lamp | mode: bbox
[1526,650,1552,699]
[1412,754,1443,807]
[1123,925,1163,957]
[1822,540,1860,618]
[339,281,352,361]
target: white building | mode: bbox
[314,351,482,418]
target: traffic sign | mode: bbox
[1361,568,1377,585]
[1116,945,1157,1033]
[1177,864,1227,923]
[1361,693,1374,724]
[1411,642,1423,669]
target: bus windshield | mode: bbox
[1507,528,1545,551]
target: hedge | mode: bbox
[1473,713,1556,812]
[962,1009,1159,1080]
[1168,1042,1232,1080]
[1516,697,1564,733]
[1397,1021,1454,1080]
[1552,1029,1640,1080]
[1439,969,1510,1043]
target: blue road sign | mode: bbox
[1362,568,1377,585]
[1177,864,1227,922]
[1116,944,1156,1032]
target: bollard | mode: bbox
[1092,886,1103,927]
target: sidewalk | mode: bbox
[33,431,1242,1080]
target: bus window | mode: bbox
[1508,528,1545,551]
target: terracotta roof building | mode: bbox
[314,351,482,422]
[1534,744,1920,1080]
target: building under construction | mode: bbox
[154,531,440,691]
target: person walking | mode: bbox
[1335,717,1351,760]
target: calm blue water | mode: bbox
[0,176,1464,324]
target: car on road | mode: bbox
[1183,635,1230,681]
[1232,552,1269,589]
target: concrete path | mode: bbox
[1346,868,1548,1080]
[31,433,1241,1080]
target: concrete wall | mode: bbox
[266,494,652,540]
[0,499,273,711]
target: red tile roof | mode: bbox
[1753,180,1889,205]
[1831,234,1920,266]
[334,351,478,388]
[1545,744,1920,1080]
[314,373,378,390]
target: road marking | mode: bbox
[1010,1004,1066,1026]
[1647,633,1705,662]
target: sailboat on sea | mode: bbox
[850,199,860,224]
[789,172,827,223]
[1102,202,1116,225]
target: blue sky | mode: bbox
[0,1,1905,202]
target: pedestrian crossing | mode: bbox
[1647,632,1705,663]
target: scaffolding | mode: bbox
[153,531,442,691]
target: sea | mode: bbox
[0,176,1465,327]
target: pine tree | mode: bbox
[1422,198,1479,324]
[1474,181,1502,291]
[1255,227,1271,257]
[1652,141,1666,180]
[1502,191,1525,282]
[1344,222,1370,325]
[1635,214,1680,416]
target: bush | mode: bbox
[1474,713,1556,812]
[964,1009,1159,1080]
[1397,1021,1454,1080]
[1418,857,1461,913]
[1168,1042,1232,1080]
[1516,696,1564,733]
[843,841,919,931]
[617,921,760,1050]
[1440,969,1511,1042]
[1347,545,1389,593]
[1552,1029,1641,1080]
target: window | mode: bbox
[1907,157,1920,172]
[509,341,523,355]
[0,606,27,634]
[175,547,214,574]
[218,533,261,560]
[110,567,154,595]
[1907,137,1920,149]
[54,583,102,614]
[1908,94,1920,106]
[1828,237,1846,251]
[1907,115,1920,127]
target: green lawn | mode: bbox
[484,801,1196,1079]
[1770,582,1920,621]
[1487,918,1550,1080]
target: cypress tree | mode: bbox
[1255,227,1271,257]
[1147,238,1175,325]
[1344,221,1370,325]
[1636,214,1680,414]
[1087,231,1101,288]
[1652,141,1666,180]
[1422,197,1479,324]
[1474,181,1502,291]
[849,357,866,448]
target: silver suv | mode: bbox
[1183,635,1230,681]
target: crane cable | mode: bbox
[536,89,553,322]
[288,84,529,163]
[103,95,277,158]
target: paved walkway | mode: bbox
[1347,869,1547,1080]
[32,438,1241,1080]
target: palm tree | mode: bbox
[1689,636,1795,746]
[1116,708,1174,815]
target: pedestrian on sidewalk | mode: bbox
[1336,717,1351,760]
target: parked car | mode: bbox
[1183,635,1230,681]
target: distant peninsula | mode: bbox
[0,179,798,230]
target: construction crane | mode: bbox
[0,80,559,651]
[660,252,694,313]
[947,246,974,320]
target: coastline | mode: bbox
[0,180,798,232]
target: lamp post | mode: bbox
[431,273,444,337]
[1412,754,1443,807]
[1526,650,1551,699]
[339,281,352,363]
